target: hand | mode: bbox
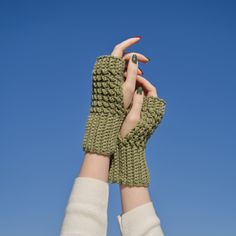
[111,37,150,109]
[110,36,160,138]
[108,61,166,186]
[120,75,159,139]
[82,36,150,156]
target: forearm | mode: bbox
[61,53,126,235]
[79,152,110,183]
[118,185,164,236]
[118,163,165,236]
[120,185,151,213]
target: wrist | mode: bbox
[79,152,110,182]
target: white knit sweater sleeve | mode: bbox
[60,176,109,236]
[117,202,165,236]
[60,177,164,236]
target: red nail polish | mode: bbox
[133,35,141,38]
[140,68,144,75]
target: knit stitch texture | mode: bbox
[108,96,166,187]
[82,55,128,156]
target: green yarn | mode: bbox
[82,55,128,156]
[108,96,166,187]
[82,54,167,186]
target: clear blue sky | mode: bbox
[0,0,235,235]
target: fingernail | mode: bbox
[146,57,151,61]
[136,86,143,95]
[133,35,141,38]
[139,68,144,75]
[132,54,138,64]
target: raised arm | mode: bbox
[59,36,149,236]
[108,74,166,235]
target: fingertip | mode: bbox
[136,86,144,96]
[133,86,144,105]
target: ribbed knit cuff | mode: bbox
[82,112,125,156]
[108,139,150,187]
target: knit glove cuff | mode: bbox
[108,96,166,187]
[82,55,127,156]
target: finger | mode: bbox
[111,37,141,58]
[125,68,143,75]
[123,53,139,94]
[139,68,144,75]
[123,53,145,75]
[123,53,146,74]
[136,75,158,97]
[124,69,143,78]
[123,52,149,63]
[128,86,144,119]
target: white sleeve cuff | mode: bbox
[67,177,109,206]
[117,202,164,236]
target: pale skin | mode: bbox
[79,36,159,213]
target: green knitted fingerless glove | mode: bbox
[82,55,128,156]
[108,96,166,187]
